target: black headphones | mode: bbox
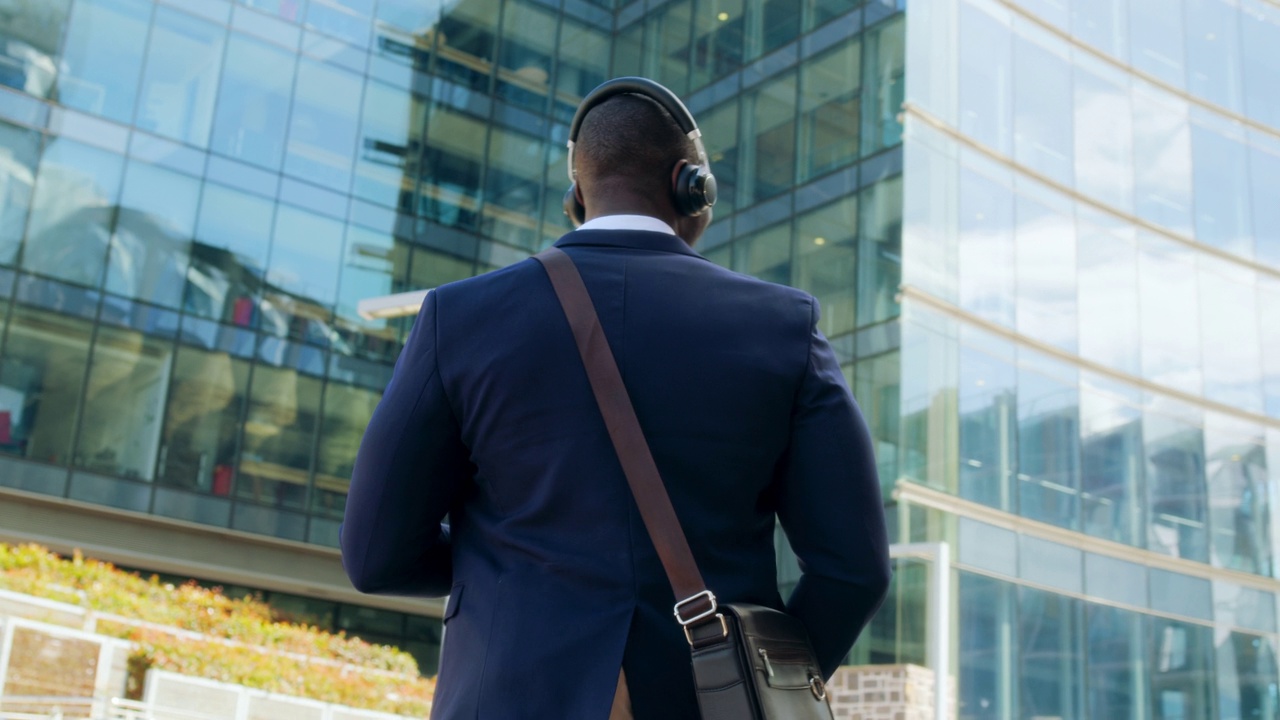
[563,77,718,228]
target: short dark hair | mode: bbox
[574,93,699,196]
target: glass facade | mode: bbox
[3,0,1278,712]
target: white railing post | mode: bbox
[888,542,951,720]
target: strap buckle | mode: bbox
[673,590,718,626]
[683,613,729,646]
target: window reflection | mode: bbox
[857,175,902,327]
[744,0,799,61]
[0,0,69,100]
[57,0,150,124]
[1149,617,1214,719]
[1086,604,1147,720]
[419,106,485,230]
[691,0,745,89]
[856,350,900,488]
[1012,22,1073,187]
[1241,1,1280,131]
[1138,234,1202,396]
[1132,86,1193,237]
[1219,632,1280,719]
[0,122,41,266]
[188,183,274,327]
[1014,185,1076,353]
[1191,119,1253,258]
[355,81,427,209]
[240,0,307,22]
[1145,400,1208,563]
[958,159,1015,327]
[643,0,693,96]
[23,138,124,289]
[285,59,362,192]
[1073,57,1133,213]
[1129,0,1186,89]
[959,0,1013,157]
[160,346,248,495]
[0,306,92,465]
[74,325,172,481]
[312,383,381,520]
[1199,260,1262,413]
[1071,0,1127,60]
[1205,414,1269,574]
[1262,279,1280,419]
[860,17,905,154]
[898,310,959,491]
[958,572,1014,720]
[496,0,557,113]
[798,40,861,183]
[958,330,1016,512]
[266,205,344,336]
[136,8,226,148]
[334,225,409,357]
[699,100,740,218]
[1185,0,1245,114]
[1019,586,1083,719]
[1017,356,1080,530]
[732,222,790,286]
[107,161,200,309]
[741,72,796,203]
[306,0,371,47]
[1077,214,1139,376]
[236,363,319,512]
[482,125,544,250]
[1251,140,1280,269]
[795,197,856,337]
[1080,379,1143,546]
[555,18,609,118]
[436,0,499,92]
[210,34,297,171]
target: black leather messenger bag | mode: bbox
[535,247,835,720]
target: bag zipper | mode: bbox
[757,647,812,678]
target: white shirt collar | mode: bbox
[577,214,677,235]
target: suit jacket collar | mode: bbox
[554,229,708,260]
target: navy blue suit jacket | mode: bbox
[341,229,890,719]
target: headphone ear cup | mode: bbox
[563,185,585,227]
[674,164,716,217]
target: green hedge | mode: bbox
[0,544,433,716]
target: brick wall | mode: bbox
[827,664,954,720]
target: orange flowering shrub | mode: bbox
[0,544,433,715]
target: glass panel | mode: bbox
[285,59,362,192]
[1185,0,1244,113]
[159,345,248,495]
[1220,632,1280,719]
[804,0,854,31]
[436,0,499,92]
[136,7,226,147]
[740,72,796,204]
[1252,139,1280,269]
[1073,57,1133,213]
[1146,400,1209,562]
[495,0,557,113]
[0,0,70,99]
[1015,185,1076,353]
[1149,616,1214,719]
[1241,0,1280,130]
[1205,414,1269,574]
[1019,587,1083,719]
[107,161,200,309]
[374,0,435,33]
[795,197,856,337]
[334,225,409,356]
[312,382,381,519]
[855,350,900,489]
[744,0,799,61]
[860,16,905,154]
[798,39,860,183]
[57,0,150,123]
[0,306,92,464]
[0,122,41,265]
[354,81,425,209]
[643,0,693,96]
[958,572,1014,720]
[1010,0,1067,29]
[189,183,274,326]
[958,329,1016,511]
[733,222,790,285]
[1191,120,1253,257]
[419,106,485,230]
[959,0,1013,157]
[554,18,609,116]
[240,0,307,22]
[1138,234,1202,396]
[1077,213,1139,376]
[482,126,544,251]
[1012,22,1073,187]
[857,175,902,327]
[266,205,344,330]
[1200,260,1262,413]
[1263,278,1280,419]
[1087,603,1148,720]
[74,325,172,481]
[611,21,642,79]
[691,0,745,88]
[1132,86,1193,237]
[1080,379,1144,546]
[306,0,371,46]
[236,364,319,511]
[699,99,739,218]
[1129,0,1186,89]
[958,157,1015,327]
[898,309,958,490]
[1071,0,1127,60]
[23,138,124,288]
[1017,355,1080,530]
[210,34,296,171]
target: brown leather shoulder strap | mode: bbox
[533,247,714,621]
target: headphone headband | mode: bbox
[565,76,709,183]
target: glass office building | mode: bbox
[0,0,1277,715]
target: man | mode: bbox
[341,80,891,719]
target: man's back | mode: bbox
[344,227,890,719]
